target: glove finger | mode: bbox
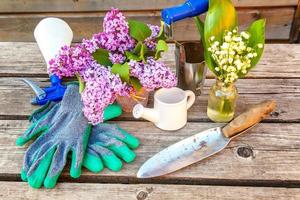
[27,147,56,188]
[89,144,123,172]
[70,125,92,178]
[70,148,82,178]
[103,104,122,121]
[29,101,58,122]
[44,144,69,189]
[109,144,136,163]
[20,141,49,182]
[114,127,140,149]
[94,134,136,163]
[17,103,60,146]
[16,118,49,146]
[83,148,104,173]
[94,124,140,149]
[22,140,52,177]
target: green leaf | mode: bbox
[133,42,142,54]
[128,20,152,41]
[75,73,85,93]
[130,77,142,91]
[204,0,238,43]
[194,16,217,75]
[146,51,156,57]
[156,21,167,40]
[155,40,168,60]
[202,0,238,76]
[131,42,148,62]
[111,63,130,82]
[140,43,148,62]
[125,51,142,61]
[92,48,112,67]
[247,19,266,69]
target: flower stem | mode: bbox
[75,73,85,93]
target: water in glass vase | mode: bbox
[207,80,238,122]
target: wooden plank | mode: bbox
[1,182,300,200]
[0,7,294,42]
[290,1,300,42]
[1,120,300,183]
[0,43,299,78]
[0,0,297,13]
[0,77,299,122]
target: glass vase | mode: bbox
[116,88,150,113]
[207,80,238,122]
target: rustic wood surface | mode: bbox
[1,77,299,122]
[1,182,300,200]
[0,8,294,42]
[0,0,298,13]
[0,43,299,78]
[0,0,298,42]
[290,1,300,42]
[1,120,300,183]
[0,42,299,199]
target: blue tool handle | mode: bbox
[161,0,209,25]
[32,75,67,105]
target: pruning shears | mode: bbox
[22,18,73,105]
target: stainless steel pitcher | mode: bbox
[175,41,207,96]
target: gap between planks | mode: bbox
[1,173,300,189]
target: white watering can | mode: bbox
[133,87,196,131]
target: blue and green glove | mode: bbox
[16,84,140,188]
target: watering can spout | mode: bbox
[161,0,209,25]
[133,104,159,124]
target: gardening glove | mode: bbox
[28,101,140,174]
[17,84,140,188]
[82,123,140,173]
[16,84,92,189]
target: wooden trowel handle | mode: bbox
[222,100,276,138]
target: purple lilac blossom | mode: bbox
[48,44,93,78]
[102,8,135,53]
[81,62,124,124]
[82,36,100,54]
[109,52,126,64]
[129,57,177,91]
[144,24,160,50]
[118,84,133,97]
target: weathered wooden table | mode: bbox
[0,42,299,199]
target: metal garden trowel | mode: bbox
[137,100,276,178]
[22,17,73,105]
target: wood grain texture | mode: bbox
[0,77,299,122]
[1,120,300,183]
[0,7,294,42]
[0,0,297,13]
[290,1,300,42]
[0,43,300,78]
[1,182,300,200]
